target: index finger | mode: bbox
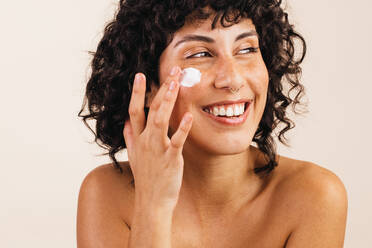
[128,73,146,136]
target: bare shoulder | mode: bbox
[78,161,134,214]
[77,162,135,247]
[273,156,348,247]
[80,161,133,191]
[274,156,348,206]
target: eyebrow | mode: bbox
[173,30,258,48]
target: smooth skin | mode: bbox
[77,14,348,248]
[125,68,192,210]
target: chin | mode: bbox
[186,133,254,156]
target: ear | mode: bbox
[145,81,159,108]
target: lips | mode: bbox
[201,99,253,126]
[202,99,252,116]
[202,99,253,109]
[203,102,245,117]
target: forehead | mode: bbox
[170,17,257,44]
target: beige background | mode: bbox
[0,0,371,247]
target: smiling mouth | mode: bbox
[202,101,251,118]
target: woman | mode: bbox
[77,0,348,247]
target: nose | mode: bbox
[213,58,245,92]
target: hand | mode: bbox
[123,66,193,210]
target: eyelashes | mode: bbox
[238,47,259,55]
[188,51,211,58]
[186,47,259,59]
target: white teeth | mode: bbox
[213,106,219,116]
[226,107,234,117]
[205,103,246,117]
[219,107,226,116]
[234,105,240,116]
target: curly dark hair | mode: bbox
[78,0,307,180]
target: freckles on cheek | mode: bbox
[174,86,198,113]
[245,69,269,94]
[256,79,268,93]
[178,85,196,98]
[179,82,205,100]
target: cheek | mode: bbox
[244,61,269,95]
[255,71,269,94]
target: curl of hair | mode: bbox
[78,0,307,183]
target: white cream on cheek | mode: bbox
[179,67,201,87]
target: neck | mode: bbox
[180,145,267,215]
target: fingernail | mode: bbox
[170,66,179,76]
[181,114,192,126]
[169,81,176,91]
[184,114,192,122]
[134,74,140,84]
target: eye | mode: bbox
[187,51,212,59]
[237,47,259,55]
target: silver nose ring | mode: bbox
[228,85,242,94]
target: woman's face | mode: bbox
[157,15,269,155]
